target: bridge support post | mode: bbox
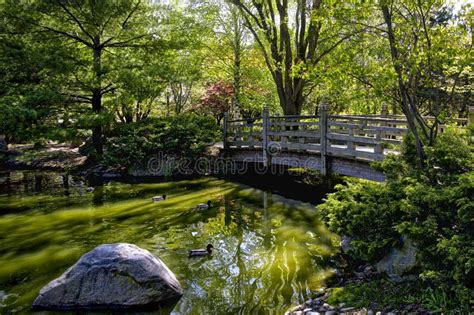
[262,106,269,167]
[223,112,229,155]
[320,104,329,177]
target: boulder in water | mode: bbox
[32,243,183,311]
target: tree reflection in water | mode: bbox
[0,172,337,314]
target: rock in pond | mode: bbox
[32,243,183,311]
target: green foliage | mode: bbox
[318,128,474,307]
[327,279,472,312]
[103,114,220,168]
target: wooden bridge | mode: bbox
[222,106,470,182]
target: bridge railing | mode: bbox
[267,115,321,152]
[327,115,409,161]
[225,116,265,149]
[223,106,471,168]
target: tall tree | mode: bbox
[380,0,473,164]
[230,0,363,115]
[2,0,192,158]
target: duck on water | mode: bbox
[152,195,166,202]
[196,200,211,210]
[189,244,214,257]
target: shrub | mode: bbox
[318,128,474,308]
[103,114,220,169]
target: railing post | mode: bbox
[374,130,383,155]
[347,127,355,152]
[381,103,388,139]
[320,104,329,177]
[223,112,229,153]
[262,106,269,167]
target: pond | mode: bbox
[0,171,338,314]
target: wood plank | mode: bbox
[228,131,262,137]
[327,146,385,161]
[280,142,321,151]
[328,121,408,133]
[228,141,263,147]
[327,133,378,145]
[268,131,320,138]
[269,121,320,127]
[269,114,318,119]
[329,115,409,124]
[228,118,263,123]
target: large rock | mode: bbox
[375,237,417,281]
[33,243,183,311]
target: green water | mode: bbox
[0,171,338,314]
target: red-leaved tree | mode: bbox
[196,81,234,124]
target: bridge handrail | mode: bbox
[223,108,472,168]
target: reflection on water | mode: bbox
[0,171,338,314]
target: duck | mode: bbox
[86,187,95,193]
[152,195,166,202]
[188,244,213,257]
[196,200,211,210]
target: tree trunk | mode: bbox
[91,44,103,157]
[231,7,242,118]
[381,5,425,165]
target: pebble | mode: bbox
[368,311,374,315]
[305,312,321,315]
[341,307,356,312]
[312,299,323,306]
[325,311,337,315]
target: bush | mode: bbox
[103,114,220,169]
[318,128,474,308]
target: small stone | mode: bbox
[368,310,374,315]
[376,312,382,315]
[305,312,320,315]
[325,311,337,315]
[387,313,396,315]
[293,312,303,315]
[303,308,312,312]
[341,307,356,312]
[339,302,346,308]
[312,299,323,306]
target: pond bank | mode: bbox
[1,144,87,172]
